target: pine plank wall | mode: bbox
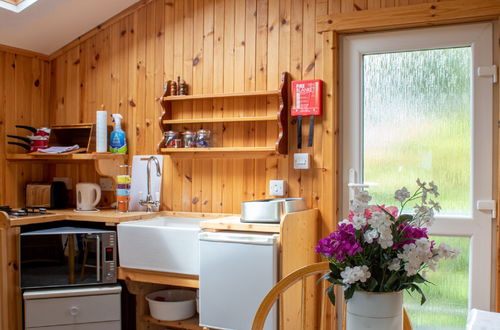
[0,0,467,238]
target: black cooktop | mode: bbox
[0,206,50,218]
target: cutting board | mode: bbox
[129,155,164,211]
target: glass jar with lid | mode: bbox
[195,129,211,148]
[160,130,179,148]
[183,131,197,148]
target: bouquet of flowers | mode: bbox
[316,179,460,305]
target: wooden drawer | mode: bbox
[24,287,121,328]
[26,320,120,330]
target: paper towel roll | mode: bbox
[96,110,107,152]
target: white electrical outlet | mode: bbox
[269,180,286,196]
[53,177,72,190]
[294,153,310,169]
[99,177,115,192]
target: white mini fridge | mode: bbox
[199,231,279,330]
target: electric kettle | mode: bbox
[76,183,101,211]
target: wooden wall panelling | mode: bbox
[0,53,5,205]
[222,0,235,213]
[1,52,50,207]
[201,0,214,213]
[255,0,269,201]
[211,0,225,212]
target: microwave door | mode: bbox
[80,234,101,284]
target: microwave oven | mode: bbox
[20,227,117,289]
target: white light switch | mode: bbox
[294,153,310,169]
[269,180,286,196]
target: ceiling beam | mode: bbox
[317,0,500,33]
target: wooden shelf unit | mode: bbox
[5,153,127,179]
[158,72,290,158]
[143,315,202,330]
[162,115,277,125]
[158,147,283,159]
[163,89,281,101]
[6,153,126,161]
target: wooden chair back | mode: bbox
[252,261,413,330]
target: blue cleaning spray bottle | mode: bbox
[110,114,127,154]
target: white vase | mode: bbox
[346,291,403,330]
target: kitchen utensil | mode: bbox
[15,125,37,134]
[7,135,31,144]
[75,183,101,211]
[240,198,307,223]
[8,141,31,150]
[146,290,196,321]
[13,125,51,151]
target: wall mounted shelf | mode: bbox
[158,72,290,158]
[6,153,127,178]
[163,89,280,101]
[162,115,276,125]
[159,147,284,159]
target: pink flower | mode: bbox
[365,205,399,219]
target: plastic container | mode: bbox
[146,289,196,321]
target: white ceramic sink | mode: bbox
[117,217,206,275]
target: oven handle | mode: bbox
[96,235,101,282]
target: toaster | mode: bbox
[26,182,68,209]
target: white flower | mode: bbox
[364,229,379,244]
[428,199,442,212]
[351,215,367,230]
[397,238,434,276]
[388,258,401,272]
[367,212,393,249]
[341,266,371,285]
[435,243,461,260]
[428,181,439,197]
[354,188,372,204]
[351,200,368,214]
[414,204,435,227]
[394,187,410,202]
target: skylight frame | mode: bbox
[0,0,39,13]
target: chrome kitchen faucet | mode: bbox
[139,156,161,212]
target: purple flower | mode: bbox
[316,223,363,262]
[393,223,429,249]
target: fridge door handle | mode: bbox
[199,233,279,245]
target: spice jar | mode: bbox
[183,131,197,148]
[160,131,179,148]
[196,129,211,148]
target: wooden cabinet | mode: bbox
[158,72,290,158]
[120,209,319,330]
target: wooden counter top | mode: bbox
[5,209,158,227]
[200,216,281,233]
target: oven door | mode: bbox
[20,233,105,289]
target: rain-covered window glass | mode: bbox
[362,48,471,216]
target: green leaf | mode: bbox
[327,285,336,305]
[410,284,427,305]
[384,272,399,290]
[413,273,426,284]
[344,286,356,301]
[367,277,378,291]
